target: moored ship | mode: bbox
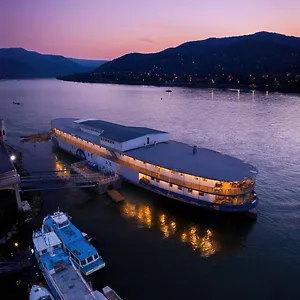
[42,210,105,276]
[51,118,258,212]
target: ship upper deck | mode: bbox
[51,118,258,182]
[126,140,258,182]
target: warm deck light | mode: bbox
[14,242,19,247]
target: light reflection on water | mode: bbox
[121,201,219,257]
[54,155,71,179]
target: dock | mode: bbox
[0,140,22,212]
[70,160,122,194]
[107,190,124,203]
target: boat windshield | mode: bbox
[87,256,94,263]
[55,220,69,228]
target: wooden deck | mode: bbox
[107,190,124,203]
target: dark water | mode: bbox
[1,79,300,300]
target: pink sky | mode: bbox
[1,0,300,60]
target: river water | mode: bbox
[1,79,300,300]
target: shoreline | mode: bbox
[57,77,300,94]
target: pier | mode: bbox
[70,160,122,194]
[0,119,22,211]
[18,160,122,194]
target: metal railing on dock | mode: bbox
[70,161,122,194]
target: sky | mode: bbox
[1,0,300,60]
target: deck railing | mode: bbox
[53,131,254,196]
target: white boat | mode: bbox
[29,284,54,300]
[103,286,122,300]
[51,118,258,212]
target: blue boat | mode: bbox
[32,230,107,300]
[42,210,105,276]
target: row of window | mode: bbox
[100,137,115,144]
[149,177,204,196]
[82,125,103,134]
[80,254,99,266]
[55,220,69,228]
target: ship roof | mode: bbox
[80,119,167,142]
[51,118,166,143]
[126,140,258,182]
[33,231,61,252]
[67,239,98,260]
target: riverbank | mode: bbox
[57,76,300,94]
[20,132,51,143]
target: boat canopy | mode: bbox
[33,232,61,252]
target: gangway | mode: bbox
[19,161,122,193]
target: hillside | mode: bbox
[91,31,300,76]
[0,48,90,79]
[58,32,300,93]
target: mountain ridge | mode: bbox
[91,31,300,75]
[0,48,105,79]
[58,31,300,93]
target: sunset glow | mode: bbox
[1,0,300,59]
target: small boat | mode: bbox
[33,229,107,300]
[103,286,122,300]
[13,102,22,105]
[165,89,172,93]
[29,284,54,300]
[42,210,105,276]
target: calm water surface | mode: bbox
[1,79,300,300]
